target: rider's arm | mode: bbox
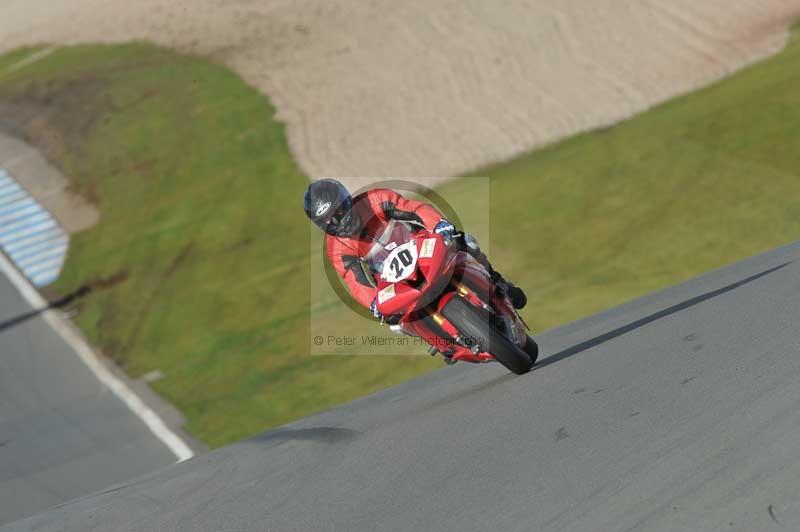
[367,188,444,231]
[325,234,376,309]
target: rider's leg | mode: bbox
[461,234,527,309]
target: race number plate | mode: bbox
[381,241,418,283]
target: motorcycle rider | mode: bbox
[303,178,526,319]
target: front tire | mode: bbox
[440,296,533,375]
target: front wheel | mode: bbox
[440,296,533,375]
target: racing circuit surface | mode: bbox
[5,241,800,531]
[0,272,177,525]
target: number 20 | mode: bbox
[390,249,414,277]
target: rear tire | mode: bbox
[523,335,539,365]
[440,296,532,375]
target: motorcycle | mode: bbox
[366,221,538,375]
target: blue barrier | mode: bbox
[0,168,69,287]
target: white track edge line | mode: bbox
[5,46,57,74]
[0,250,194,462]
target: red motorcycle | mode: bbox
[368,221,538,374]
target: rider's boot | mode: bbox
[462,233,527,310]
[491,271,527,310]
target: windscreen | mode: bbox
[363,221,418,280]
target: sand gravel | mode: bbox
[1,0,799,190]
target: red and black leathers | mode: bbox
[325,189,443,309]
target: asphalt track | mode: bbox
[5,241,800,532]
[0,271,176,525]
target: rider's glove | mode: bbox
[370,297,382,320]
[434,219,456,243]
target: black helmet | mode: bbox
[303,179,361,236]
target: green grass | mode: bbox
[0,47,41,73]
[442,25,800,332]
[0,29,799,447]
[0,44,439,447]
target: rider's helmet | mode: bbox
[303,179,362,237]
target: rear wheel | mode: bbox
[523,335,539,365]
[440,296,532,375]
